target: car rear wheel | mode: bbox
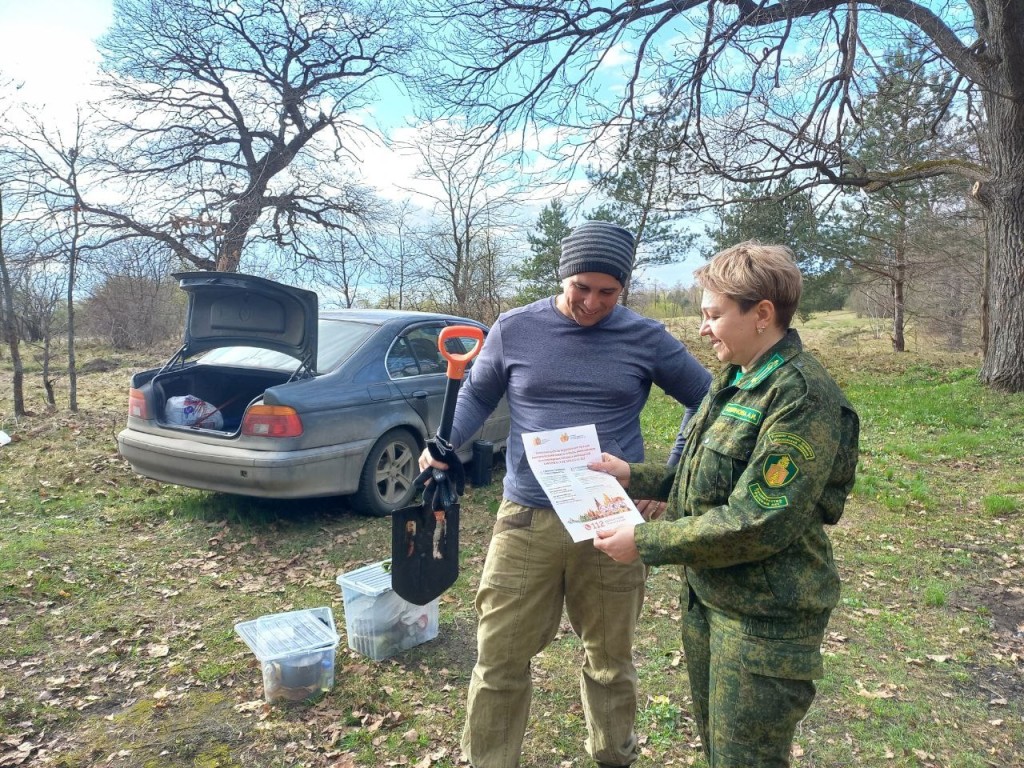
[354,428,420,517]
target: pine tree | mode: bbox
[705,179,849,320]
[514,200,572,305]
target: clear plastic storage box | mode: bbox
[336,561,439,661]
[235,606,340,704]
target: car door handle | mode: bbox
[411,390,429,399]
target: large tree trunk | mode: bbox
[975,0,1024,392]
[980,194,1024,391]
[217,195,264,273]
[216,177,276,273]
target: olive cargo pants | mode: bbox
[461,501,644,768]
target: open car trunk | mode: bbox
[148,364,291,435]
[140,272,320,436]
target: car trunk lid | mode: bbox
[173,272,319,374]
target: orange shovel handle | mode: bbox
[438,325,484,380]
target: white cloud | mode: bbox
[0,3,629,248]
[0,1,113,117]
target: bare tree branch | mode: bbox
[416,0,1024,390]
[94,0,417,272]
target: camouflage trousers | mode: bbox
[461,500,645,768]
[682,597,821,767]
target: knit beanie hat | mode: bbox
[558,221,635,285]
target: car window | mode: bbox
[199,345,305,371]
[198,318,378,374]
[316,318,378,370]
[388,325,445,378]
[386,337,420,378]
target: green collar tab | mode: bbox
[737,353,785,390]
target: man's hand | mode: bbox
[416,439,465,509]
[418,447,449,474]
[593,525,640,563]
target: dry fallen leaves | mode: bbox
[855,680,897,699]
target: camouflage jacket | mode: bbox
[631,330,859,637]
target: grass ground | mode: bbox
[0,313,1022,768]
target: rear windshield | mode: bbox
[198,318,378,374]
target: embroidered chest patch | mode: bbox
[722,402,763,425]
[763,454,799,488]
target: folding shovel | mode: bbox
[391,325,484,606]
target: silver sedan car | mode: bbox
[117,272,508,516]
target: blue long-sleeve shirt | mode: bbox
[450,297,711,508]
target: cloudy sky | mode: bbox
[0,0,422,182]
[0,0,112,112]
[0,0,703,287]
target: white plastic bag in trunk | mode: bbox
[164,395,225,429]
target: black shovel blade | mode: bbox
[391,502,460,606]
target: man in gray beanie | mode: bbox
[420,220,711,768]
[558,220,636,285]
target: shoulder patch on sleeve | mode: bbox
[768,431,815,460]
[748,482,790,509]
[763,454,799,487]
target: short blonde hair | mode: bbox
[694,241,803,328]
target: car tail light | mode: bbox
[241,405,303,438]
[128,388,149,420]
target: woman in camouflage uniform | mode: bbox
[592,241,860,767]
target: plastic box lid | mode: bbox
[336,560,395,598]
[235,606,339,662]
